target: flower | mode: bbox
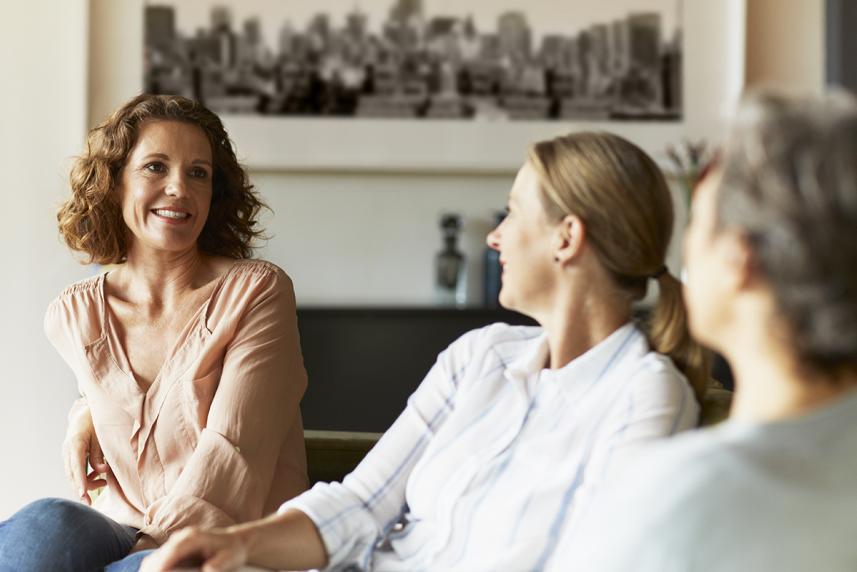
[665,139,712,207]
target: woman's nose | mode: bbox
[486,227,500,251]
[165,173,188,196]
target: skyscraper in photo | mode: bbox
[307,13,332,52]
[663,29,682,111]
[627,12,662,72]
[498,12,531,60]
[145,5,176,53]
[237,17,264,66]
[540,35,566,68]
[244,18,262,45]
[589,24,609,74]
[278,21,296,57]
[208,6,237,68]
[389,0,423,27]
[346,9,369,43]
[576,29,592,94]
[211,5,232,33]
[385,0,424,50]
[610,19,630,75]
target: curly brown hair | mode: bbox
[59,94,266,264]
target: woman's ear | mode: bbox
[554,214,585,264]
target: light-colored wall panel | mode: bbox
[0,0,91,518]
[253,170,511,306]
[251,169,690,307]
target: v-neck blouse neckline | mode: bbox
[97,261,239,395]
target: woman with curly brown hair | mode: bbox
[0,94,308,572]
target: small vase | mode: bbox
[435,213,466,307]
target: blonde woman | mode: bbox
[143,132,709,572]
[555,92,857,571]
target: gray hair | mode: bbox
[717,90,857,375]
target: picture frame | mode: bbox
[89,0,746,173]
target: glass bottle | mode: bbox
[435,213,467,307]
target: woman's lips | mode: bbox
[151,208,191,224]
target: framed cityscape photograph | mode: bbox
[145,1,682,122]
[90,0,746,172]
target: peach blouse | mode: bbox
[44,260,308,544]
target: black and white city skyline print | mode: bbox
[144,0,682,121]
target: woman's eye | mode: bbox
[144,162,166,173]
[190,167,209,179]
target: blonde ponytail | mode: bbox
[648,272,710,402]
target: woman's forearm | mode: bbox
[231,508,328,570]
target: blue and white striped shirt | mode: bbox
[281,322,699,571]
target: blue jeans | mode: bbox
[0,497,154,572]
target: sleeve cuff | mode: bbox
[140,494,237,544]
[278,482,380,570]
[136,526,168,546]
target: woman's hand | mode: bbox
[62,404,109,505]
[140,527,247,572]
[142,510,327,572]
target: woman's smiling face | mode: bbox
[117,120,213,257]
[486,162,559,316]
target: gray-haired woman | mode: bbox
[554,90,857,571]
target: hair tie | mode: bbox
[652,265,669,280]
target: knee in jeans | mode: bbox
[20,497,80,515]
[19,497,89,524]
[14,497,102,540]
[0,498,127,571]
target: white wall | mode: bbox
[251,170,690,307]
[0,1,91,517]
[253,170,510,306]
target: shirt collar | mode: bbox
[503,330,551,384]
[504,322,645,393]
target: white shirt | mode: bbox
[281,322,699,571]
[554,388,857,572]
